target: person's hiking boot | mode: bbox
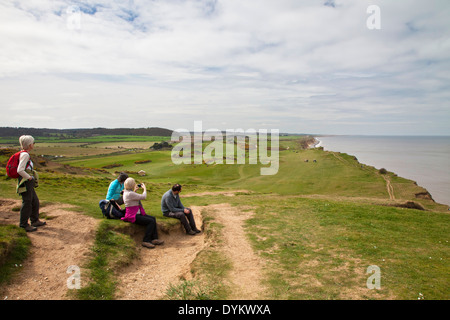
[151,239,165,245]
[31,220,47,227]
[22,225,37,232]
[142,242,155,249]
[193,229,201,234]
[186,230,196,236]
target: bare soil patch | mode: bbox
[1,197,267,300]
[116,202,267,300]
[0,198,98,300]
[208,203,267,300]
[183,190,251,198]
[116,206,206,300]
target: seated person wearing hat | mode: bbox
[106,172,128,207]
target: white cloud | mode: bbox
[0,0,449,134]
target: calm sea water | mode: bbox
[316,136,450,207]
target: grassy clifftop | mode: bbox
[0,134,448,300]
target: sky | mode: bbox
[0,0,449,135]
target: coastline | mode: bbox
[307,137,321,149]
[314,138,322,148]
[312,136,450,209]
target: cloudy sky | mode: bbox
[0,0,449,135]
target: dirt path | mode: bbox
[116,202,267,300]
[183,190,251,198]
[208,203,267,300]
[0,198,98,300]
[118,204,264,300]
[116,206,206,300]
[381,175,395,200]
[1,196,266,300]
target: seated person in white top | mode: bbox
[121,178,164,249]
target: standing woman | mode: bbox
[16,135,46,232]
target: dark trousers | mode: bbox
[115,196,124,206]
[134,214,158,242]
[19,179,40,228]
[163,208,197,232]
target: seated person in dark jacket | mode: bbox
[161,184,201,235]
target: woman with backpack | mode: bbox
[106,172,128,206]
[121,177,164,249]
[16,135,46,232]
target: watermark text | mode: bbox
[171,121,279,175]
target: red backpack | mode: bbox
[6,150,28,179]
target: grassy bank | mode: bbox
[0,225,31,286]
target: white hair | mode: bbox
[19,135,35,150]
[124,177,136,191]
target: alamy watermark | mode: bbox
[65,263,380,292]
[66,5,81,30]
[67,265,81,290]
[171,121,279,175]
[366,265,381,290]
[367,5,381,30]
[65,4,380,31]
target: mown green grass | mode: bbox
[59,146,431,205]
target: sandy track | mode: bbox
[207,203,267,300]
[116,206,206,300]
[1,197,266,300]
[0,198,98,300]
[381,175,395,200]
[116,202,267,300]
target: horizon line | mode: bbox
[0,126,449,137]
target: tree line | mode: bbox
[0,127,173,138]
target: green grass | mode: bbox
[241,195,450,299]
[74,220,138,300]
[59,147,429,203]
[0,225,31,285]
[1,135,448,300]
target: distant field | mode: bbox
[0,135,172,159]
[0,135,171,145]
[56,142,445,211]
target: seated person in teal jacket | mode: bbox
[106,172,128,205]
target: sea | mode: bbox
[316,135,450,207]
